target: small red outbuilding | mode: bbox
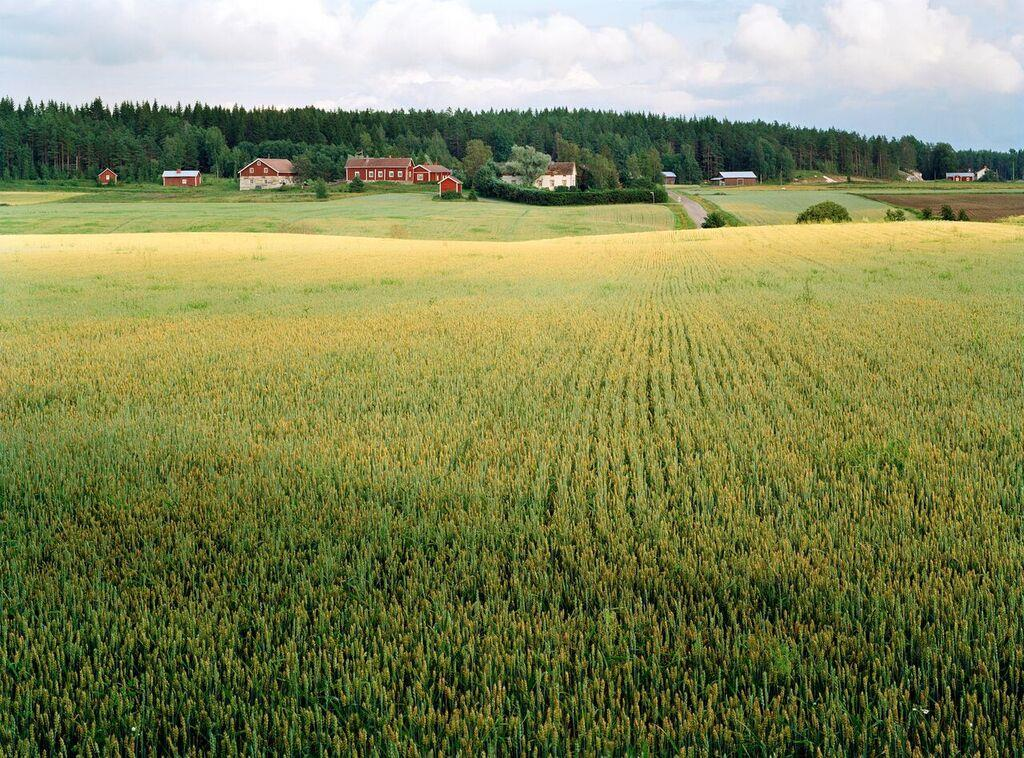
[98,168,118,185]
[438,175,463,195]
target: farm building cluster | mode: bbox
[343,157,462,195]
[97,154,774,193]
[93,154,996,193]
[97,156,463,194]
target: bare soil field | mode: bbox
[867,193,1024,221]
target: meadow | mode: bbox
[692,188,894,225]
[2,223,1023,754]
[0,190,676,241]
[0,191,84,206]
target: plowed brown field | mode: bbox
[867,192,1024,221]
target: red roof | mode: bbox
[414,164,451,173]
[345,157,413,170]
[239,158,296,175]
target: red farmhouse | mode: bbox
[162,169,202,187]
[345,157,413,183]
[438,175,463,195]
[97,168,118,185]
[413,164,453,184]
[238,158,298,190]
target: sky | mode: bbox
[0,0,1022,149]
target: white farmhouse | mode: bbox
[535,162,577,190]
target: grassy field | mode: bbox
[867,192,1024,221]
[692,188,896,225]
[3,223,1023,754]
[0,177,328,203]
[0,191,84,206]
[0,191,676,241]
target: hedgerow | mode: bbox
[476,172,668,206]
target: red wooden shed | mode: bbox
[98,168,118,185]
[438,175,463,195]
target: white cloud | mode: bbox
[0,0,720,109]
[732,4,818,69]
[824,0,1024,94]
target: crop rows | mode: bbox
[1,225,1023,754]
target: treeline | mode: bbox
[1,97,1021,186]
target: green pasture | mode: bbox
[0,191,676,241]
[692,189,896,225]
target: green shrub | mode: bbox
[349,177,365,193]
[703,211,728,229]
[313,179,329,200]
[940,205,956,221]
[957,208,970,222]
[796,201,852,224]
[884,208,907,222]
[921,208,934,220]
[437,191,463,201]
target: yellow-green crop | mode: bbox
[1,223,1023,754]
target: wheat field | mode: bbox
[2,224,1023,754]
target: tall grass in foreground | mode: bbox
[1,225,1023,754]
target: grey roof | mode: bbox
[716,171,758,179]
[661,171,677,177]
[162,170,201,178]
[946,172,975,178]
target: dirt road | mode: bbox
[669,190,708,227]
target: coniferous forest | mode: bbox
[0,97,1020,186]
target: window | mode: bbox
[389,170,394,178]
[263,167,268,174]
[182,179,187,185]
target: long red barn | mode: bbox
[345,157,413,183]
